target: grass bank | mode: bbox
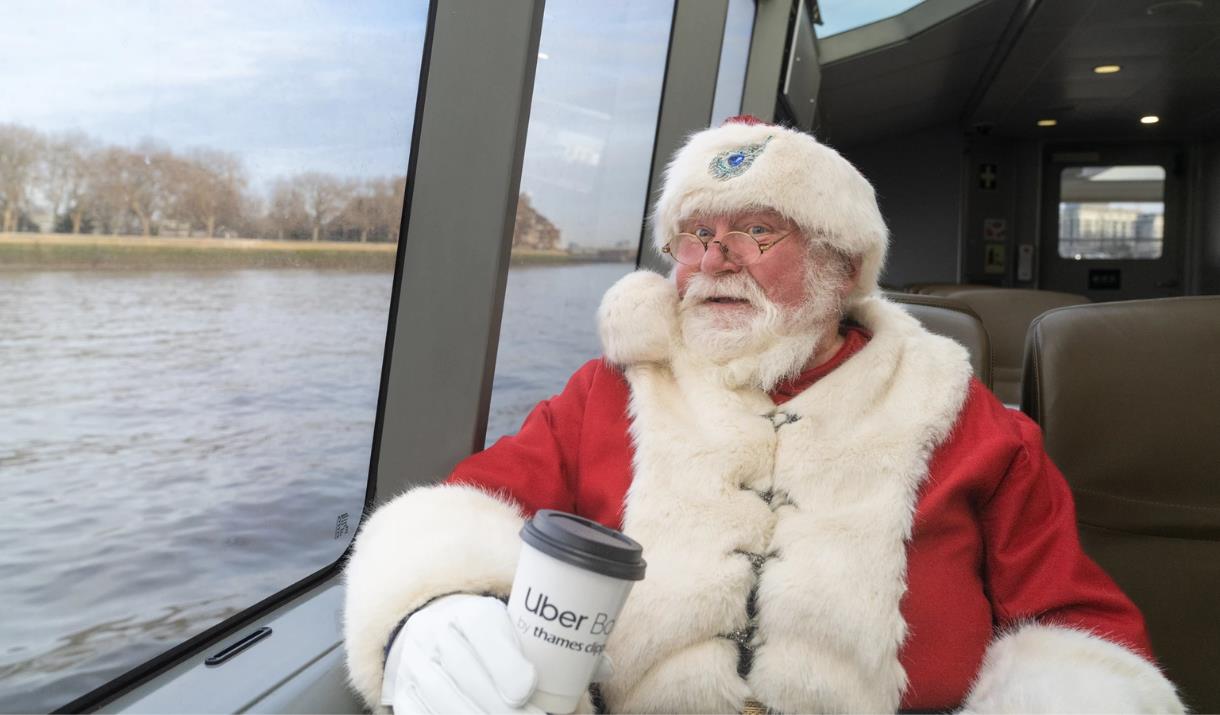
[0,233,397,271]
[509,248,634,266]
[0,234,635,271]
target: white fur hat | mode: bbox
[652,116,889,301]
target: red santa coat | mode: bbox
[446,351,1152,712]
[342,273,1183,713]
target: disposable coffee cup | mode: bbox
[506,510,646,714]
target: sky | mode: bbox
[0,0,689,248]
[710,0,756,129]
[0,1,427,194]
[815,0,928,37]
[519,1,672,249]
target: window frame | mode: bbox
[1038,143,1189,301]
[64,0,549,707]
[1055,164,1167,261]
[709,0,758,129]
[817,0,986,63]
[79,0,782,709]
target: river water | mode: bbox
[0,262,632,712]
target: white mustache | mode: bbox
[680,273,769,307]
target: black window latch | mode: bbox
[205,626,272,666]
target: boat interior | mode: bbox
[8,0,1217,712]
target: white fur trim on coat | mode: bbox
[600,295,974,713]
[961,623,1186,714]
[598,270,678,367]
[652,121,889,302]
[342,484,524,710]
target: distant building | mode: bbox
[513,194,560,250]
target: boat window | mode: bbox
[1058,166,1166,260]
[0,2,427,710]
[815,0,927,37]
[710,0,756,128]
[484,0,674,445]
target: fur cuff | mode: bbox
[342,484,525,709]
[598,270,679,367]
[961,623,1185,714]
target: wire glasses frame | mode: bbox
[661,230,794,266]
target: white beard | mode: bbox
[677,264,846,392]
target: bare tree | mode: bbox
[41,132,94,234]
[0,123,43,232]
[3,122,397,243]
[84,148,128,234]
[374,176,407,242]
[167,149,247,237]
[336,175,406,242]
[294,171,349,241]
[268,178,310,240]
[234,193,266,239]
[340,178,376,242]
[90,141,171,236]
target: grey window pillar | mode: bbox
[373,0,545,504]
[741,0,795,122]
[639,0,732,275]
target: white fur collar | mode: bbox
[597,272,975,712]
[597,270,679,367]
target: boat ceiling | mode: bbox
[816,0,1220,147]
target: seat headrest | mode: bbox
[942,288,1090,405]
[885,292,992,388]
[1022,296,1220,538]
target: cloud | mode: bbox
[1,0,686,247]
[0,0,427,190]
[521,0,673,247]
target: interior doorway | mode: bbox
[1040,145,1186,301]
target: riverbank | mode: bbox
[509,248,633,266]
[0,233,396,271]
[0,234,634,270]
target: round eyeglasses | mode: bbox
[662,230,793,267]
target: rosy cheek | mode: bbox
[757,266,807,308]
[675,266,693,298]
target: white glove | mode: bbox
[381,594,542,714]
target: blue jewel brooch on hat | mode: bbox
[709,136,773,180]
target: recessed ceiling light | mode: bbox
[1093,64,1121,74]
[1037,119,1058,127]
[538,52,549,60]
[1140,115,1160,124]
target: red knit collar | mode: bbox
[770,325,871,405]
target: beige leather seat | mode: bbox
[938,288,1089,404]
[885,293,992,389]
[1021,296,1220,714]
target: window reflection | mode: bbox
[710,0,755,128]
[485,0,674,444]
[0,2,426,710]
[815,0,926,37]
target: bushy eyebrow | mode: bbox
[680,214,786,231]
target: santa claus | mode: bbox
[343,117,1184,714]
